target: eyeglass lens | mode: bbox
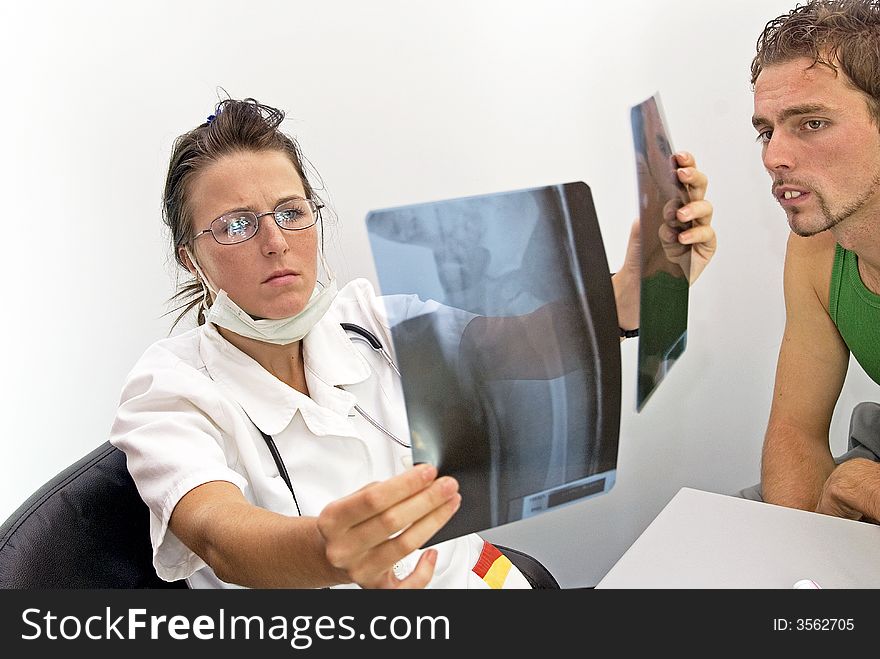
[211,199,317,244]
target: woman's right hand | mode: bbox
[316,464,461,588]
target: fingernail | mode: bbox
[437,476,458,494]
[417,463,437,480]
[426,549,438,565]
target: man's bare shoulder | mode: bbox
[785,229,836,260]
[784,230,837,309]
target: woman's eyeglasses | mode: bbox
[192,198,323,245]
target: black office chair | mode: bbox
[0,441,559,589]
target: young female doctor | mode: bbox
[109,98,716,589]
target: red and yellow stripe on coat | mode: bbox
[471,541,513,589]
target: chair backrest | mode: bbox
[0,441,559,589]
[0,441,184,588]
[493,544,560,589]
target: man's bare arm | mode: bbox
[816,459,880,522]
[761,232,849,510]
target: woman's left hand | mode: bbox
[672,151,716,280]
[612,151,715,333]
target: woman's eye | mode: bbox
[276,209,301,223]
[275,202,310,226]
[228,218,251,236]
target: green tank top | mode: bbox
[829,243,880,384]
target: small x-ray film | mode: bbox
[365,182,621,545]
[631,92,691,412]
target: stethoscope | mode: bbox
[257,322,410,516]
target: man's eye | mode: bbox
[804,119,826,130]
[756,129,772,143]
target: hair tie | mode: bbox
[205,114,216,125]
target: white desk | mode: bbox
[596,487,880,589]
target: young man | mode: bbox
[748,0,880,522]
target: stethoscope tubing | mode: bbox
[341,323,401,377]
[340,323,408,446]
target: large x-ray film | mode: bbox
[365,182,621,545]
[631,93,692,412]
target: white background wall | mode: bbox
[1,0,876,588]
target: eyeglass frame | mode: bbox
[191,197,324,246]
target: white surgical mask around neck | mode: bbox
[184,246,337,345]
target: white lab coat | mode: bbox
[110,278,529,589]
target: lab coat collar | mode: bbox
[199,304,371,437]
[302,304,372,390]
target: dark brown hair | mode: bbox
[163,97,321,328]
[751,0,880,124]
